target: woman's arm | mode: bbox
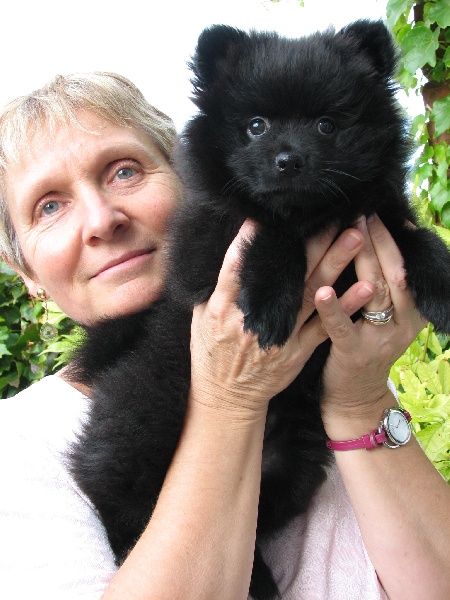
[101,221,372,600]
[317,215,450,600]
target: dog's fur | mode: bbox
[68,21,450,600]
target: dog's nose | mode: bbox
[275,151,304,175]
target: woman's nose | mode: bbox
[81,189,130,244]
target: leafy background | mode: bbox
[386,0,450,481]
[0,262,76,397]
[0,0,449,480]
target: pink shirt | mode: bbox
[0,375,387,599]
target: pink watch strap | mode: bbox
[326,428,387,451]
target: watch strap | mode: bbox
[326,428,387,451]
[326,408,412,451]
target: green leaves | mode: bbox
[401,25,440,73]
[0,260,75,398]
[393,0,450,230]
[386,0,415,30]
[432,95,450,136]
[428,0,450,28]
[390,325,450,481]
[425,142,450,226]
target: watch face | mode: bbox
[386,409,411,444]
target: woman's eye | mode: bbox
[42,200,60,216]
[115,167,136,180]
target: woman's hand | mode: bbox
[189,219,375,419]
[316,214,426,430]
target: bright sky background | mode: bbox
[1,0,421,131]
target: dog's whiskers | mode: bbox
[317,176,351,206]
[221,176,250,197]
[322,167,361,182]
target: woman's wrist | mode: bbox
[188,379,270,427]
[321,390,397,441]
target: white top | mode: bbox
[0,375,387,600]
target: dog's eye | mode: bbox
[248,117,270,138]
[318,118,336,135]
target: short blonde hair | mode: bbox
[0,71,177,272]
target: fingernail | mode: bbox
[357,284,373,299]
[343,231,362,251]
[320,293,333,303]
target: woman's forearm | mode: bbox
[102,395,267,600]
[323,390,450,600]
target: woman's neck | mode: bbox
[57,365,91,397]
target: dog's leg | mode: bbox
[167,203,242,307]
[377,218,450,333]
[238,226,307,349]
[403,227,450,332]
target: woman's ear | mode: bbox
[20,273,41,298]
[2,256,40,298]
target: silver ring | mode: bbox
[361,304,394,325]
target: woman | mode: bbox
[0,72,448,600]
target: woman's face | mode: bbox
[5,111,181,324]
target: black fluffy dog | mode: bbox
[69,21,450,600]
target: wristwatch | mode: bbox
[326,407,412,451]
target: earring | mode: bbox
[36,288,58,341]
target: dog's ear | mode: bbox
[190,25,247,90]
[337,20,399,80]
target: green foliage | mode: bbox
[400,24,440,73]
[390,325,450,481]
[387,0,450,228]
[0,261,76,398]
[386,0,450,479]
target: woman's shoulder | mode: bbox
[0,374,89,452]
[0,373,99,523]
[0,375,117,595]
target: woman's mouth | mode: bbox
[92,249,156,280]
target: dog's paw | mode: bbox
[239,292,297,349]
[243,312,296,349]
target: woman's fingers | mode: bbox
[296,281,375,352]
[365,215,424,325]
[210,219,257,309]
[354,216,393,314]
[301,227,364,315]
[304,225,340,278]
[355,215,426,331]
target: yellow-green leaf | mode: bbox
[416,422,448,462]
[389,366,402,390]
[438,359,450,394]
[428,331,444,356]
[399,369,428,404]
[417,361,442,395]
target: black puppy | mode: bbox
[69,21,450,600]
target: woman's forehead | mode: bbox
[7,109,157,163]
[12,111,164,172]
[4,112,168,214]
